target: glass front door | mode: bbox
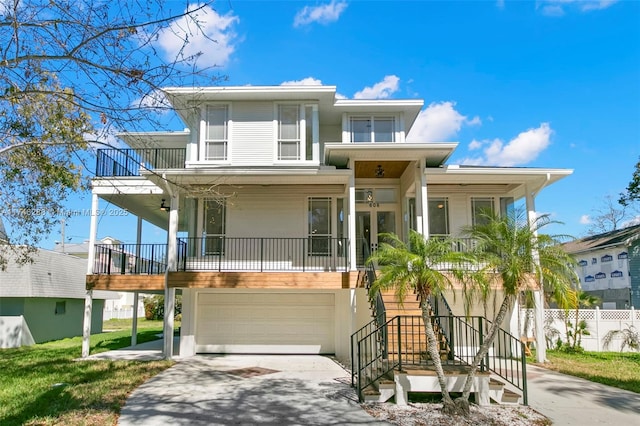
[356,209,397,267]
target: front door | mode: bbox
[356,209,397,267]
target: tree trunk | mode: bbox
[421,300,467,416]
[458,294,514,405]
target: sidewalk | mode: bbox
[526,364,640,425]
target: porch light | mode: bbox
[160,199,170,212]
[375,164,385,178]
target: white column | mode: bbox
[86,193,99,274]
[414,161,429,237]
[82,193,99,357]
[348,173,357,270]
[163,194,179,359]
[179,288,196,357]
[131,216,142,346]
[526,186,546,362]
[81,290,93,358]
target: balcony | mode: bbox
[91,237,350,274]
[96,148,186,177]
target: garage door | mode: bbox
[195,292,335,354]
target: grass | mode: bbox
[538,350,640,394]
[0,319,174,426]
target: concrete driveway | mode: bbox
[118,355,389,425]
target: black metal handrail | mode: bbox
[356,315,400,400]
[353,314,527,404]
[96,148,186,177]
[93,243,167,275]
[177,237,349,272]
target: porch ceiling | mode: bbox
[425,166,573,198]
[355,161,410,179]
[141,168,352,187]
[324,143,457,168]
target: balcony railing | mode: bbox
[177,237,349,272]
[93,243,167,274]
[96,148,186,177]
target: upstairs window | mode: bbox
[278,104,301,160]
[350,116,396,143]
[204,105,229,161]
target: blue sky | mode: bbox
[42,0,640,249]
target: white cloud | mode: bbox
[353,75,400,99]
[133,90,172,114]
[461,123,553,166]
[580,214,592,225]
[281,77,324,86]
[580,0,618,11]
[335,92,347,100]
[623,216,640,227]
[407,101,477,142]
[541,4,565,16]
[154,4,239,68]
[538,0,618,16]
[467,116,482,126]
[468,139,483,150]
[294,1,348,27]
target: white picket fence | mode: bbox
[103,307,145,321]
[520,308,640,352]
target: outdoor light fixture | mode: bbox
[160,199,170,212]
[375,164,385,178]
[366,191,374,202]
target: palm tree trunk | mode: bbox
[459,294,515,404]
[420,299,462,415]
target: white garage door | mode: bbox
[195,292,335,354]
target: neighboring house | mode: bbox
[82,85,572,364]
[0,244,116,348]
[54,237,146,313]
[562,224,640,309]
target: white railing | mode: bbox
[520,307,639,352]
[103,307,145,321]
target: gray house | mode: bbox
[0,243,116,348]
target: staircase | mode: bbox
[353,284,528,406]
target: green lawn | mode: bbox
[0,319,173,426]
[540,350,640,394]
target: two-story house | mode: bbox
[563,224,640,309]
[81,85,572,365]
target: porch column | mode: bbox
[163,194,179,359]
[526,186,546,362]
[82,193,99,358]
[131,216,142,346]
[414,160,429,237]
[348,173,357,270]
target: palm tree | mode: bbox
[455,210,577,410]
[367,230,473,416]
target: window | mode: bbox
[350,116,396,143]
[471,197,495,226]
[55,301,66,315]
[428,198,449,236]
[204,105,228,161]
[308,198,331,256]
[204,200,225,255]
[278,104,301,160]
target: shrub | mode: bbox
[143,295,181,320]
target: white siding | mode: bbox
[226,192,306,238]
[230,101,274,166]
[447,194,469,236]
